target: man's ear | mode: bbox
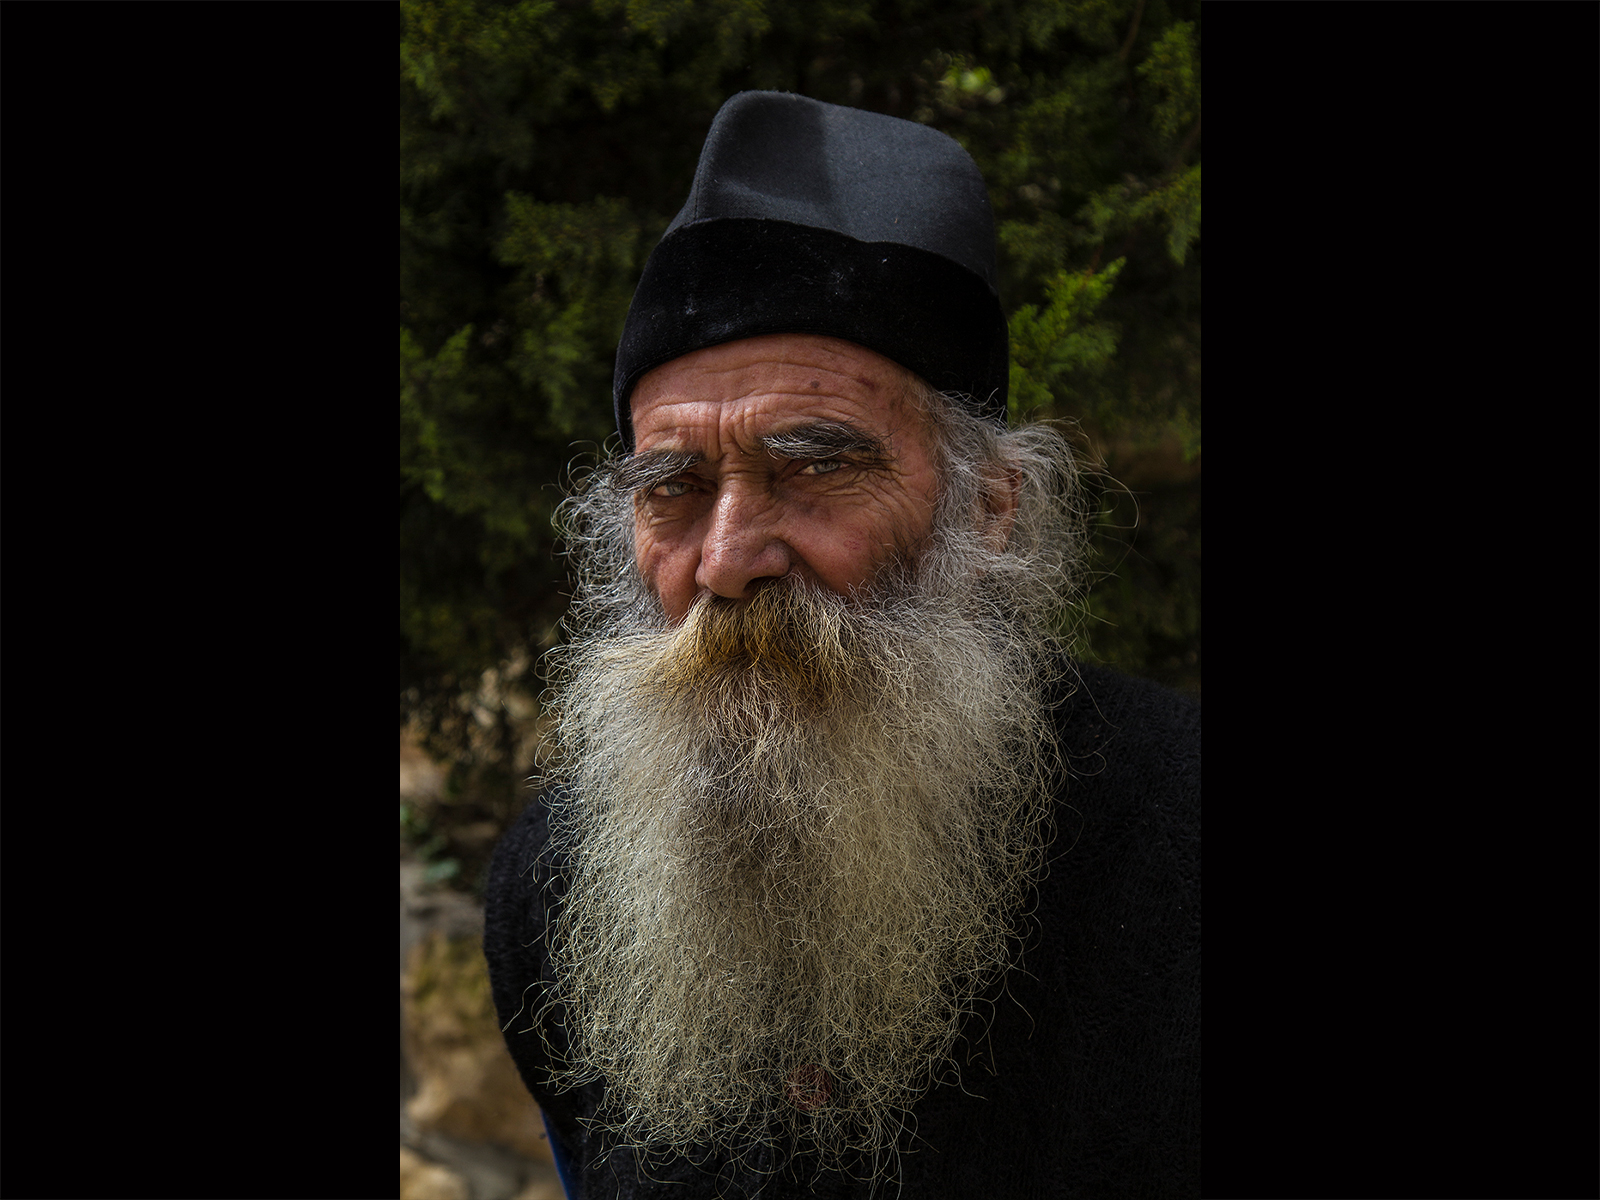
[981,463,1021,554]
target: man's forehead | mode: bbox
[629,334,921,447]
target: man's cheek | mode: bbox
[636,539,690,618]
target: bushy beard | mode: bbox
[536,523,1063,1180]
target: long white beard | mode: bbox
[539,556,1059,1175]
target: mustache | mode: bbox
[638,581,863,705]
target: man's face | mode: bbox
[629,333,942,622]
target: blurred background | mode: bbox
[399,2,1199,1195]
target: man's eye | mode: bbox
[801,459,845,476]
[650,479,694,498]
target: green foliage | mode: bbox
[1008,258,1123,422]
[497,194,655,434]
[1138,19,1199,145]
[400,0,1202,872]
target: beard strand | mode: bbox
[536,546,1059,1178]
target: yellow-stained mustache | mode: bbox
[610,584,864,707]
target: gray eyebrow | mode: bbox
[761,421,890,463]
[613,422,889,496]
[611,449,703,494]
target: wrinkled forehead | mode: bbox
[628,333,932,453]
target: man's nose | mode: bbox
[695,485,793,600]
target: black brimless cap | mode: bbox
[613,91,1008,449]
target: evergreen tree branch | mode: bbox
[1165,113,1201,176]
[1118,0,1146,63]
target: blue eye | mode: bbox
[652,479,693,498]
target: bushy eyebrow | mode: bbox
[761,421,890,463]
[612,449,702,494]
[615,421,890,495]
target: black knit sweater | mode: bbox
[484,661,1201,1198]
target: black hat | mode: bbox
[613,91,1008,449]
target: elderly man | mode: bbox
[485,91,1200,1198]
